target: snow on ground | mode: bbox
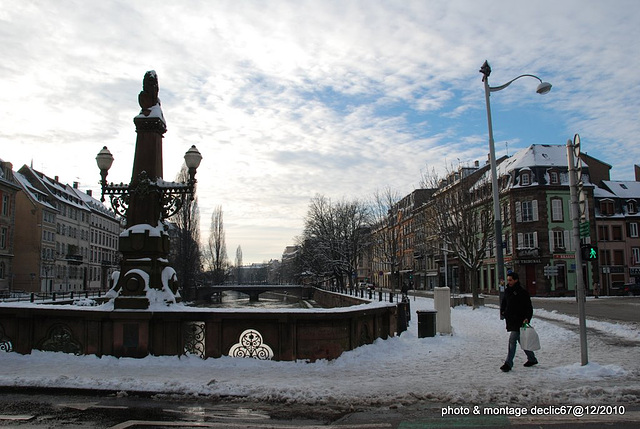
[0,296,638,408]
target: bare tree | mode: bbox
[169,164,202,300]
[301,195,371,290]
[235,245,243,284]
[370,188,402,294]
[204,206,228,284]
[420,164,494,308]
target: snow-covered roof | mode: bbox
[24,166,90,212]
[593,186,617,199]
[497,144,569,176]
[601,180,640,199]
[69,185,117,219]
[13,172,57,211]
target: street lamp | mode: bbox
[480,60,552,289]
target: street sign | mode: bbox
[543,265,559,277]
[579,221,590,238]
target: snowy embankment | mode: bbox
[0,296,638,407]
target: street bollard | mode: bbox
[397,301,409,335]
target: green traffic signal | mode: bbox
[582,245,598,260]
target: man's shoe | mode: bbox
[500,363,511,372]
[524,360,538,367]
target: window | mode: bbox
[502,203,511,226]
[629,200,638,214]
[600,200,615,216]
[598,225,609,241]
[0,227,6,249]
[632,248,640,265]
[520,173,531,186]
[0,262,4,279]
[504,232,512,255]
[630,222,639,238]
[613,250,624,266]
[2,195,8,216]
[549,171,560,184]
[516,200,538,222]
[550,230,569,251]
[523,232,537,248]
[612,226,623,241]
[551,198,564,222]
[518,232,538,249]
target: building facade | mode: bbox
[367,145,615,297]
[13,170,58,293]
[70,184,121,291]
[12,165,120,293]
[594,176,640,292]
[0,160,21,294]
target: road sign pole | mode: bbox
[567,135,589,366]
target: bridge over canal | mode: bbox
[195,284,314,302]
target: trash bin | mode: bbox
[417,310,437,338]
[397,301,409,334]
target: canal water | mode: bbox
[195,290,318,309]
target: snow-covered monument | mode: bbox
[96,71,202,310]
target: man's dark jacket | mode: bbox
[500,282,533,332]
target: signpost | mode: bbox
[567,134,589,366]
[543,265,559,277]
[579,221,590,238]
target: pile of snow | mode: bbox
[0,296,638,407]
[72,298,97,307]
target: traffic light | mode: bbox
[582,245,598,261]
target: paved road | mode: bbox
[482,294,640,324]
[1,390,638,428]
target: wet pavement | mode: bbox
[1,389,639,428]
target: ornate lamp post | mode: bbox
[96,71,202,309]
[479,60,552,294]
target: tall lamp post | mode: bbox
[480,61,552,292]
[96,71,202,309]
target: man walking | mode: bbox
[500,272,538,372]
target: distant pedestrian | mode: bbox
[500,272,538,372]
[593,282,600,299]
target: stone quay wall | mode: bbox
[0,288,396,361]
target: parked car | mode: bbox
[610,282,640,296]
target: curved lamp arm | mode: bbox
[490,74,552,94]
[480,60,552,94]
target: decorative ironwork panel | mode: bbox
[0,324,12,352]
[228,329,274,360]
[183,321,205,358]
[38,324,82,355]
[359,323,371,346]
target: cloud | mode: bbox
[2,0,640,262]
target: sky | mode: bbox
[1,295,638,414]
[1,1,640,264]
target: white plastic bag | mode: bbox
[520,323,541,351]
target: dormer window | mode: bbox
[520,172,531,186]
[629,200,638,214]
[600,199,615,216]
[549,171,560,185]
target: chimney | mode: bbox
[475,160,480,168]
[86,190,93,197]
[635,164,640,182]
[73,181,79,189]
[55,176,59,182]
